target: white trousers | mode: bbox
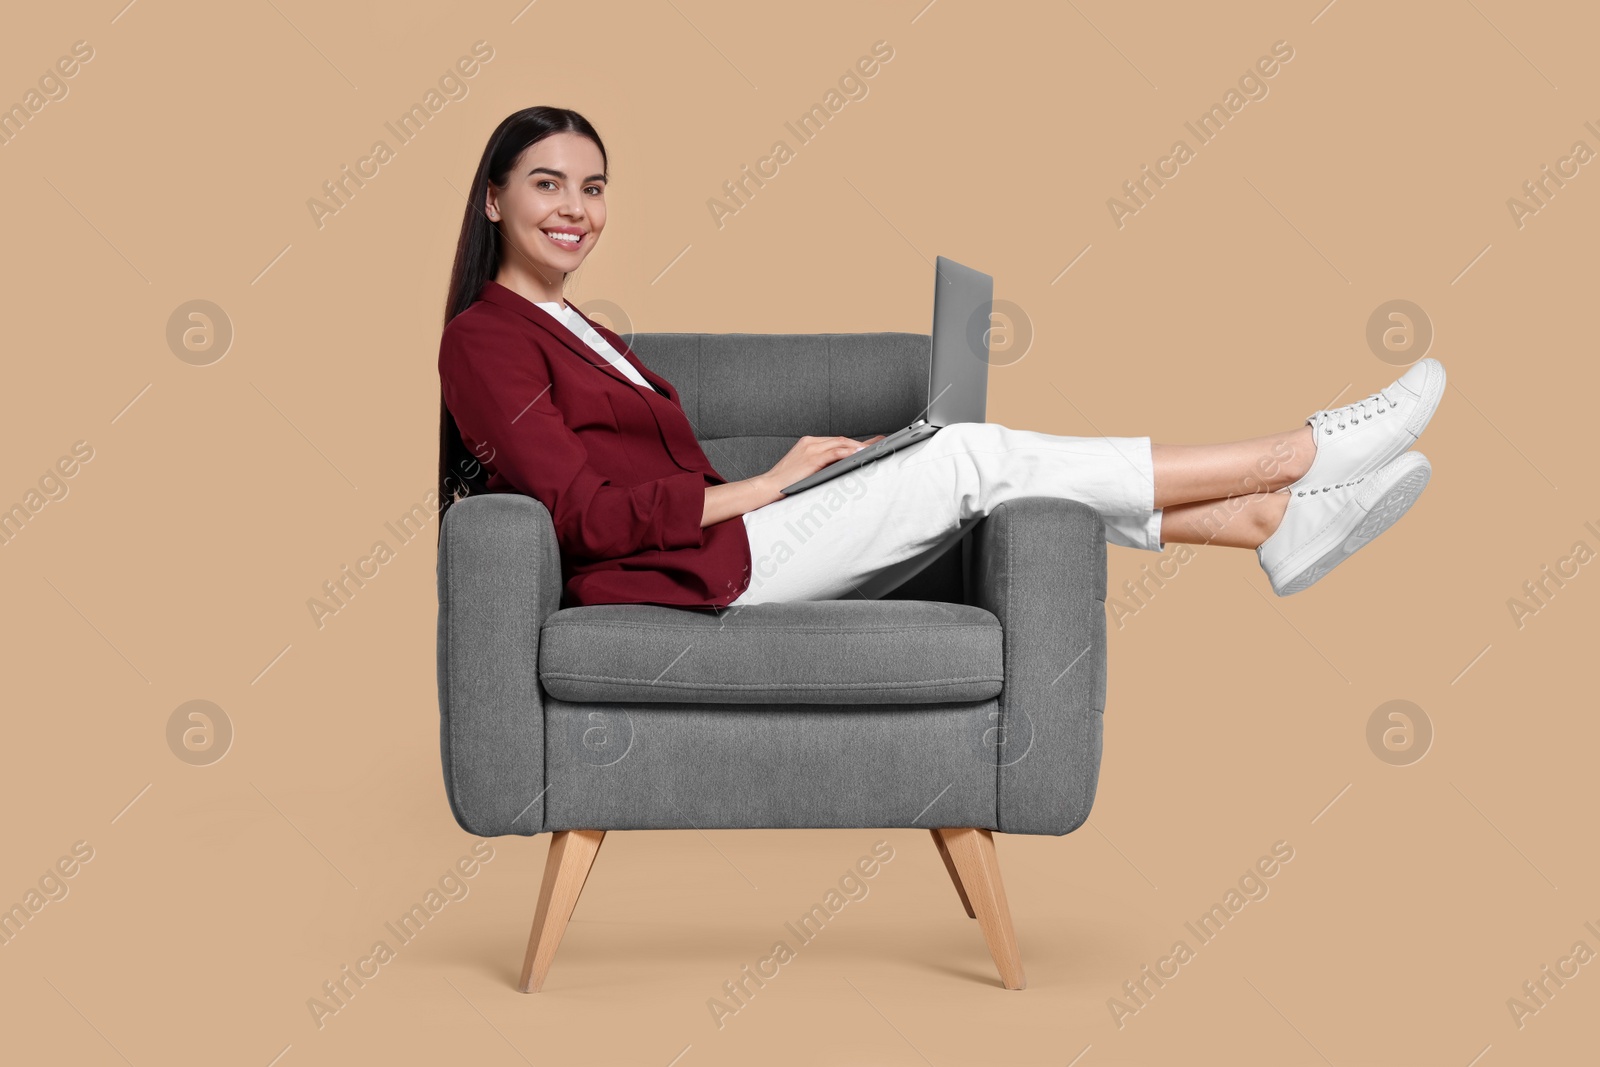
[728,421,1165,606]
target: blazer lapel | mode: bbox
[478,282,703,469]
[573,315,680,401]
[480,282,672,395]
[522,295,636,387]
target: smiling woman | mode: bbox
[437,107,768,608]
[485,130,609,267]
[436,106,617,523]
[437,107,873,608]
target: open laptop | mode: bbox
[780,255,993,496]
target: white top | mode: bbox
[535,301,654,390]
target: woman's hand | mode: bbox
[759,434,886,498]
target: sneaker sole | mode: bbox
[1274,452,1432,596]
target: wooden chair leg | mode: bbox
[932,828,1026,989]
[518,829,606,993]
[929,828,976,918]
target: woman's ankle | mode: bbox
[1269,425,1315,491]
[1252,490,1291,547]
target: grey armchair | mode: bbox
[436,330,1109,992]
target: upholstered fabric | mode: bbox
[541,699,1001,831]
[539,600,1004,705]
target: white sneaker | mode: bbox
[1289,358,1445,492]
[1258,451,1432,596]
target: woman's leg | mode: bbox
[728,349,1450,605]
[1151,425,1314,508]
[1159,492,1289,549]
[733,423,1170,605]
[1146,424,1314,549]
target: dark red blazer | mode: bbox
[438,281,752,609]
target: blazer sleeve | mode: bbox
[439,317,708,561]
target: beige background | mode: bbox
[2,1,1594,1064]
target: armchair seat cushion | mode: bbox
[538,599,1004,705]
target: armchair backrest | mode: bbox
[627,330,966,604]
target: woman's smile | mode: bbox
[541,227,587,252]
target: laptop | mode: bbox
[780,255,993,496]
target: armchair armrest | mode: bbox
[966,497,1109,836]
[437,493,564,836]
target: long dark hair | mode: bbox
[437,106,609,535]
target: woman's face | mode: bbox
[488,131,607,286]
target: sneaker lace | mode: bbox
[1295,473,1367,497]
[1309,387,1398,436]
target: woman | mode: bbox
[438,107,1442,610]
